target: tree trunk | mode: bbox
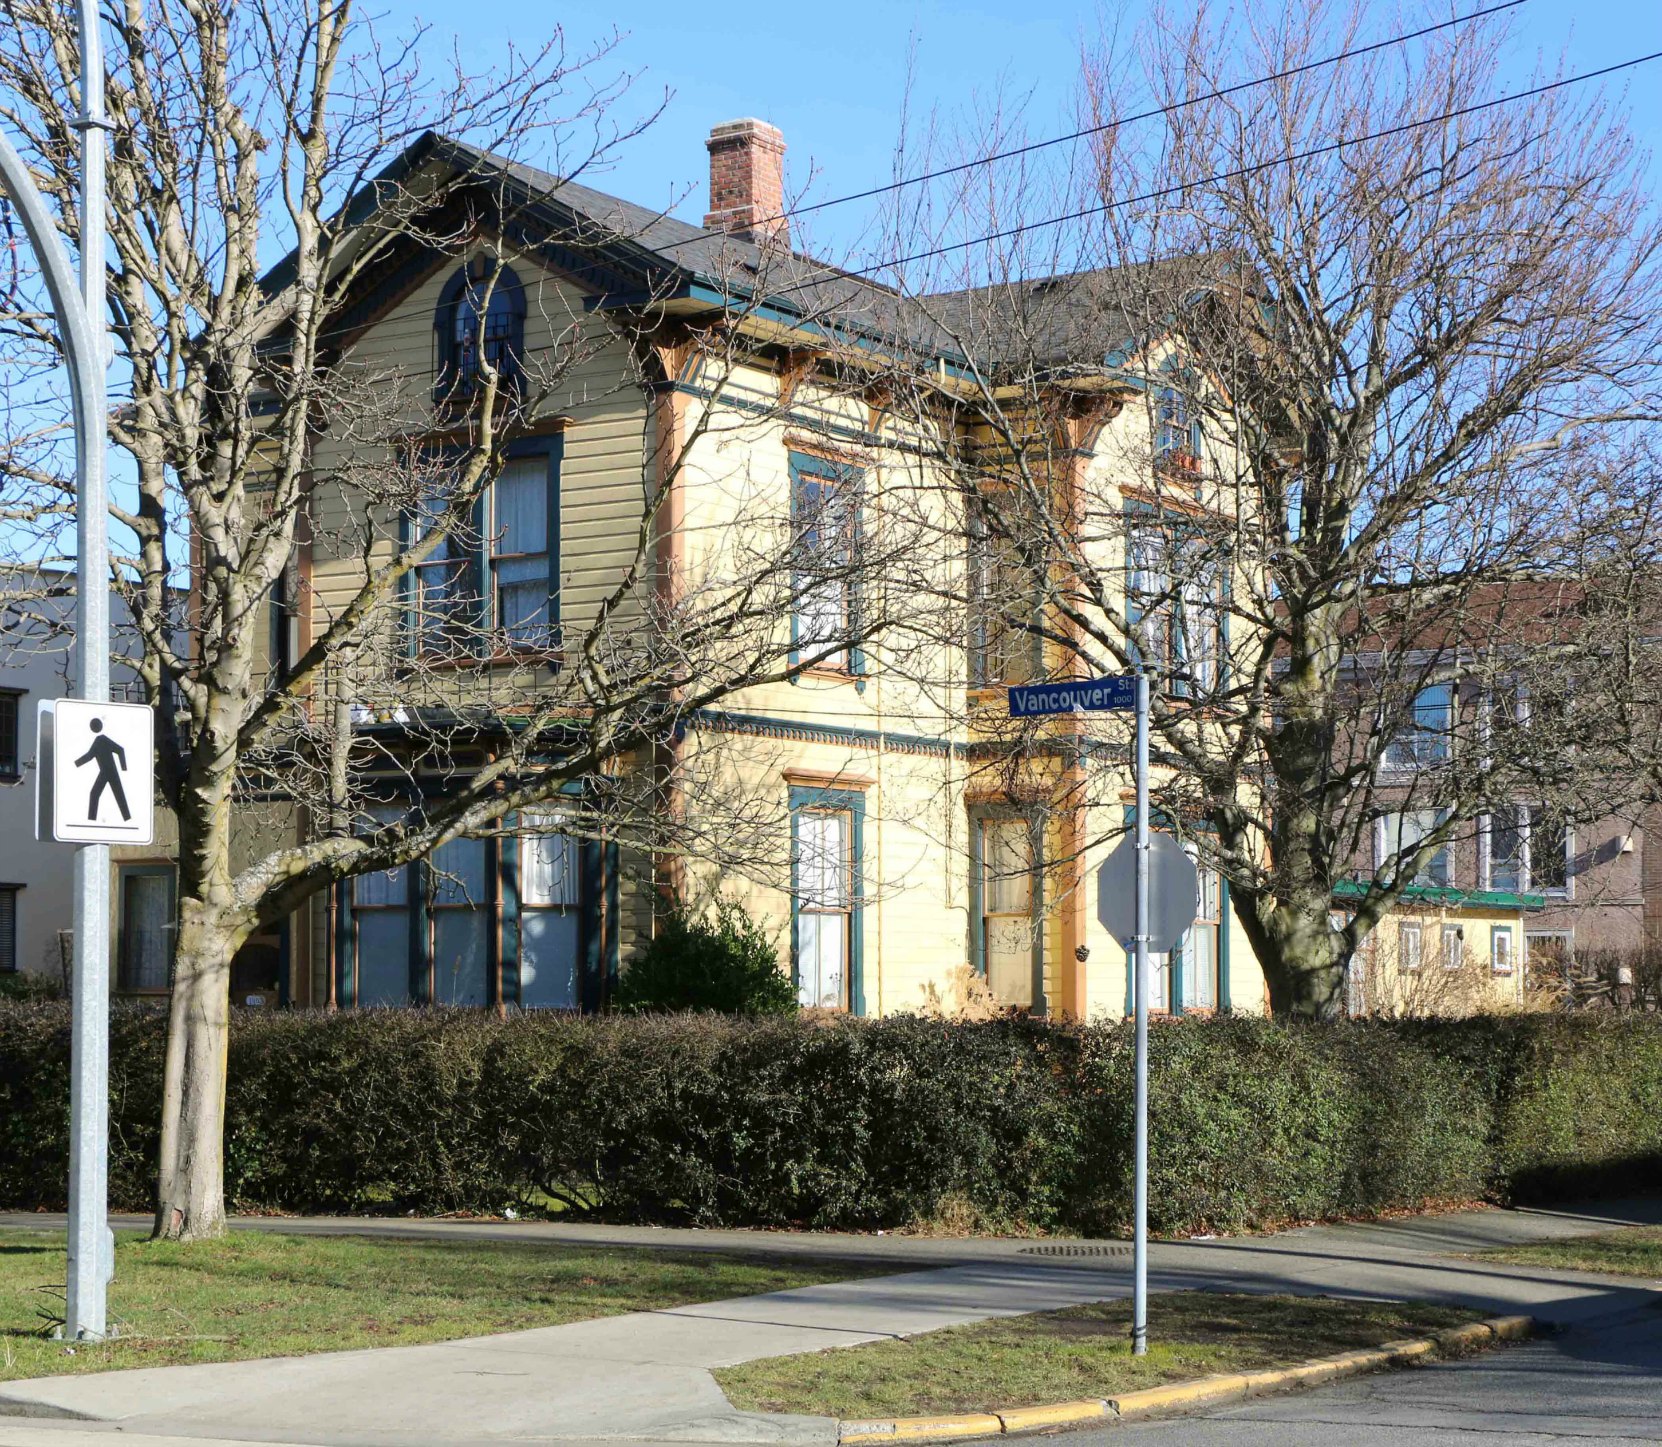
[151,902,237,1241]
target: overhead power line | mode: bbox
[655,0,1532,256]
[779,46,1662,300]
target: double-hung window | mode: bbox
[1440,924,1464,971]
[1154,385,1203,466]
[969,506,1037,687]
[978,816,1036,1007]
[1179,862,1220,1010]
[1383,684,1454,771]
[353,804,412,1006]
[795,807,852,1009]
[491,453,554,648]
[1399,920,1423,972]
[429,834,489,1006]
[1382,809,1453,889]
[518,812,581,1008]
[411,490,481,657]
[791,453,861,672]
[1486,804,1570,895]
[1128,523,1223,694]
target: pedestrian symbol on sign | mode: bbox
[75,718,130,822]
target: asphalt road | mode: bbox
[1074,1298,1662,1446]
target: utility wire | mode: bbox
[776,46,1662,300]
[653,0,1531,254]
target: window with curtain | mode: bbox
[1399,920,1423,972]
[411,490,480,656]
[353,804,411,1006]
[117,869,173,991]
[492,456,552,647]
[792,455,860,670]
[979,816,1035,1007]
[1492,926,1514,976]
[519,811,581,1008]
[429,834,489,1006]
[1128,524,1222,693]
[1441,924,1464,970]
[795,808,850,1009]
[1180,862,1219,1010]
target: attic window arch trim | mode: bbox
[435,257,528,401]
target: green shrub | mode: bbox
[614,898,798,1016]
[0,1008,1658,1232]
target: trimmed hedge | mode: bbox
[0,1006,1658,1233]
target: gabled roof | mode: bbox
[263,131,1225,380]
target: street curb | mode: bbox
[836,1313,1538,1442]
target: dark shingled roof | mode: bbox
[270,131,1231,374]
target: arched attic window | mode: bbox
[435,257,526,402]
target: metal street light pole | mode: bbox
[0,0,111,1340]
[1132,670,1150,1356]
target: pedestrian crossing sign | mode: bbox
[38,698,155,845]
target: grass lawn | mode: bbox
[1476,1224,1662,1279]
[0,1228,892,1381]
[716,1292,1487,1419]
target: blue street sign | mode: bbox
[1007,676,1137,717]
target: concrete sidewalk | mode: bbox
[0,1199,1657,1447]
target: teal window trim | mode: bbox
[789,784,866,1015]
[1490,922,1516,976]
[967,805,1046,1014]
[492,434,565,651]
[337,780,599,1011]
[1218,875,1231,1010]
[788,450,866,689]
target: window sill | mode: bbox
[798,666,861,686]
[404,648,564,674]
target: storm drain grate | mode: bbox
[1018,1244,1131,1257]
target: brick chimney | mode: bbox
[704,119,789,248]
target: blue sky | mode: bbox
[406,0,1662,261]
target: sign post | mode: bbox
[0,0,112,1340]
[1012,673,1195,1357]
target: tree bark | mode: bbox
[151,902,235,1242]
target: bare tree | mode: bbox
[876,0,1662,1018]
[0,0,937,1238]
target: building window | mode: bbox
[1525,931,1573,970]
[1399,920,1422,972]
[795,806,852,1009]
[435,259,526,401]
[1486,804,1570,895]
[0,885,17,972]
[1154,385,1200,463]
[0,692,19,779]
[1179,862,1220,1010]
[1491,925,1515,976]
[352,805,413,1006]
[117,866,174,991]
[1383,684,1454,771]
[410,489,482,657]
[518,812,581,1008]
[968,507,1037,687]
[1440,923,1464,971]
[978,816,1037,1008]
[1382,810,1453,888]
[791,452,861,672]
[428,834,490,1006]
[1128,523,1223,695]
[490,451,556,648]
